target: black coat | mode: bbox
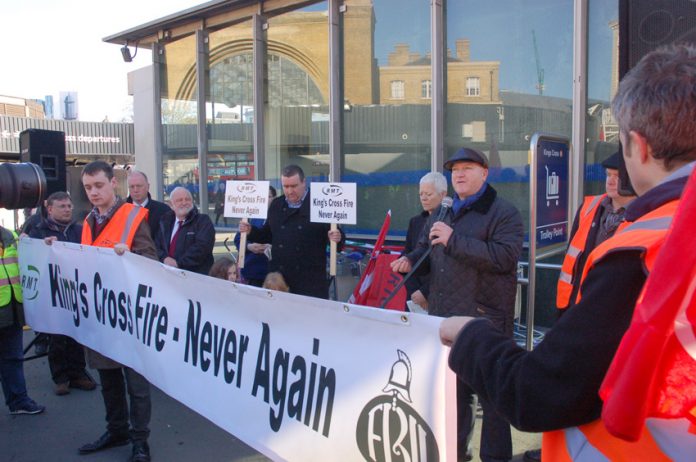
[155,207,215,275]
[28,217,82,244]
[247,193,345,299]
[127,194,171,239]
[407,184,523,335]
[403,211,430,300]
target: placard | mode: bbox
[310,182,357,224]
[224,180,270,219]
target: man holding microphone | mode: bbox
[391,148,523,462]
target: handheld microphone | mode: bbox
[380,196,454,309]
[434,196,453,222]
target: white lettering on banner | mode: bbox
[18,238,455,461]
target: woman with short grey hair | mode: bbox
[403,171,448,311]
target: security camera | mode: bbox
[121,45,133,63]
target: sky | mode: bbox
[371,0,615,102]
[1,0,196,122]
[2,0,617,123]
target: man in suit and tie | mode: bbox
[155,187,215,275]
[126,170,171,239]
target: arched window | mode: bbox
[210,52,324,111]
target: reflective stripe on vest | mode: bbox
[577,201,678,303]
[556,195,606,309]
[0,230,23,306]
[81,204,148,249]
[543,200,684,461]
[543,419,683,462]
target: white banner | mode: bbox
[224,180,271,219]
[18,238,455,462]
[310,182,357,224]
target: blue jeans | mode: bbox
[0,324,31,410]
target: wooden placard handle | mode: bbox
[238,218,248,269]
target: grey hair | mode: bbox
[611,44,696,168]
[170,186,192,200]
[419,172,448,194]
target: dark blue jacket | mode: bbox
[155,206,215,275]
[234,217,269,283]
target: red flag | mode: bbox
[349,210,391,306]
[349,210,406,310]
[361,253,407,311]
[600,168,696,441]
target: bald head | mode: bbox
[128,170,150,204]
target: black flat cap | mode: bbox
[601,151,621,170]
[444,147,489,170]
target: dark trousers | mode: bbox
[214,210,228,226]
[0,324,30,410]
[98,367,151,443]
[48,334,88,384]
[458,378,512,462]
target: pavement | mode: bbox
[2,330,542,462]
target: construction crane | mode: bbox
[532,30,545,96]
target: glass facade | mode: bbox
[446,0,574,235]
[444,0,575,327]
[263,2,329,185]
[586,0,620,196]
[118,0,625,327]
[343,0,432,235]
[152,0,613,239]
[159,34,198,202]
[207,21,255,227]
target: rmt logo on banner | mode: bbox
[355,350,439,461]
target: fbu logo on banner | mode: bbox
[355,350,439,461]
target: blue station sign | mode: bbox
[533,134,569,250]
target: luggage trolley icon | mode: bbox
[545,165,559,206]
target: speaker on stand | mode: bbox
[19,129,67,197]
[619,0,696,78]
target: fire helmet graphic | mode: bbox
[355,350,439,461]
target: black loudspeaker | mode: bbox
[19,129,67,197]
[619,0,696,78]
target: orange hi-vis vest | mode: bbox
[543,199,684,462]
[81,203,148,249]
[556,195,605,310]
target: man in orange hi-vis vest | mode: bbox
[77,161,158,462]
[525,152,636,462]
[439,43,696,461]
[555,151,636,313]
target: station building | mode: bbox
[4,0,687,325]
[105,0,628,240]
